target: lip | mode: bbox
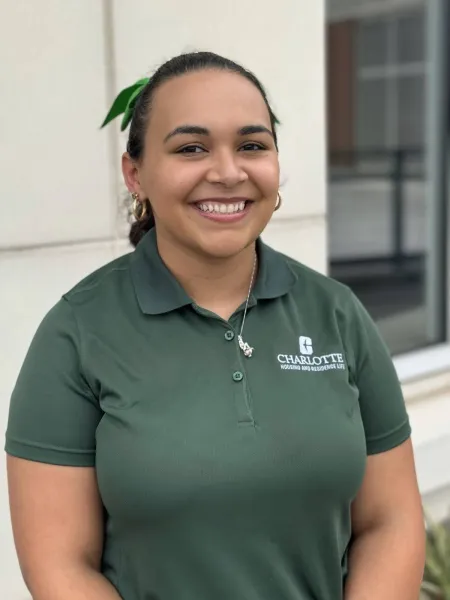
[191,197,252,204]
[191,197,253,223]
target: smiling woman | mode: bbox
[5,51,425,600]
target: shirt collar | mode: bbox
[130,227,297,315]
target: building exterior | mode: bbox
[0,0,448,597]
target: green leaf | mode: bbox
[100,78,149,129]
[100,83,140,128]
[120,84,147,131]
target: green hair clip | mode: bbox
[100,77,150,131]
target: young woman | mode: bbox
[5,51,425,600]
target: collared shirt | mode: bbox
[5,228,411,600]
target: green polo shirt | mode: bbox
[5,228,411,600]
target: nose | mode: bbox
[206,149,248,187]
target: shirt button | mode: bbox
[225,330,235,341]
[232,371,244,382]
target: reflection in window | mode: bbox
[357,18,388,67]
[326,3,446,355]
[397,74,424,147]
[397,11,424,63]
[356,79,387,149]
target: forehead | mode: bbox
[148,70,272,134]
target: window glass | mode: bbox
[397,74,425,147]
[327,3,446,355]
[397,11,425,63]
[357,18,388,67]
[356,78,388,149]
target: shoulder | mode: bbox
[27,251,134,346]
[63,250,134,308]
[281,251,355,309]
[273,250,375,341]
[37,250,138,336]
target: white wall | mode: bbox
[0,1,326,597]
[0,1,116,249]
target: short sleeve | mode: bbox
[5,298,102,466]
[345,291,411,455]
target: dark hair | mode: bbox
[127,51,280,247]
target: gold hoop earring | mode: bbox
[132,193,147,221]
[275,192,282,212]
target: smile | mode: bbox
[197,201,246,214]
[192,199,253,223]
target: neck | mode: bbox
[156,234,257,314]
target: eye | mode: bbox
[240,142,266,152]
[176,145,206,154]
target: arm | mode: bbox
[344,439,425,600]
[7,456,122,600]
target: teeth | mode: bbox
[198,201,247,214]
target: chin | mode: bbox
[196,233,257,260]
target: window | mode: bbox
[356,10,425,150]
[327,3,448,356]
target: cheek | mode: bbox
[248,157,280,194]
[148,161,203,202]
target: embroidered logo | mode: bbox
[299,336,313,355]
[277,335,346,372]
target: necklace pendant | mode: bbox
[238,335,254,358]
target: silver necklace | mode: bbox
[237,253,257,358]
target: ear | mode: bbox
[122,152,144,196]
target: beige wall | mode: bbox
[0,1,326,596]
[0,1,116,249]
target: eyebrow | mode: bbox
[239,125,273,138]
[164,124,274,142]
